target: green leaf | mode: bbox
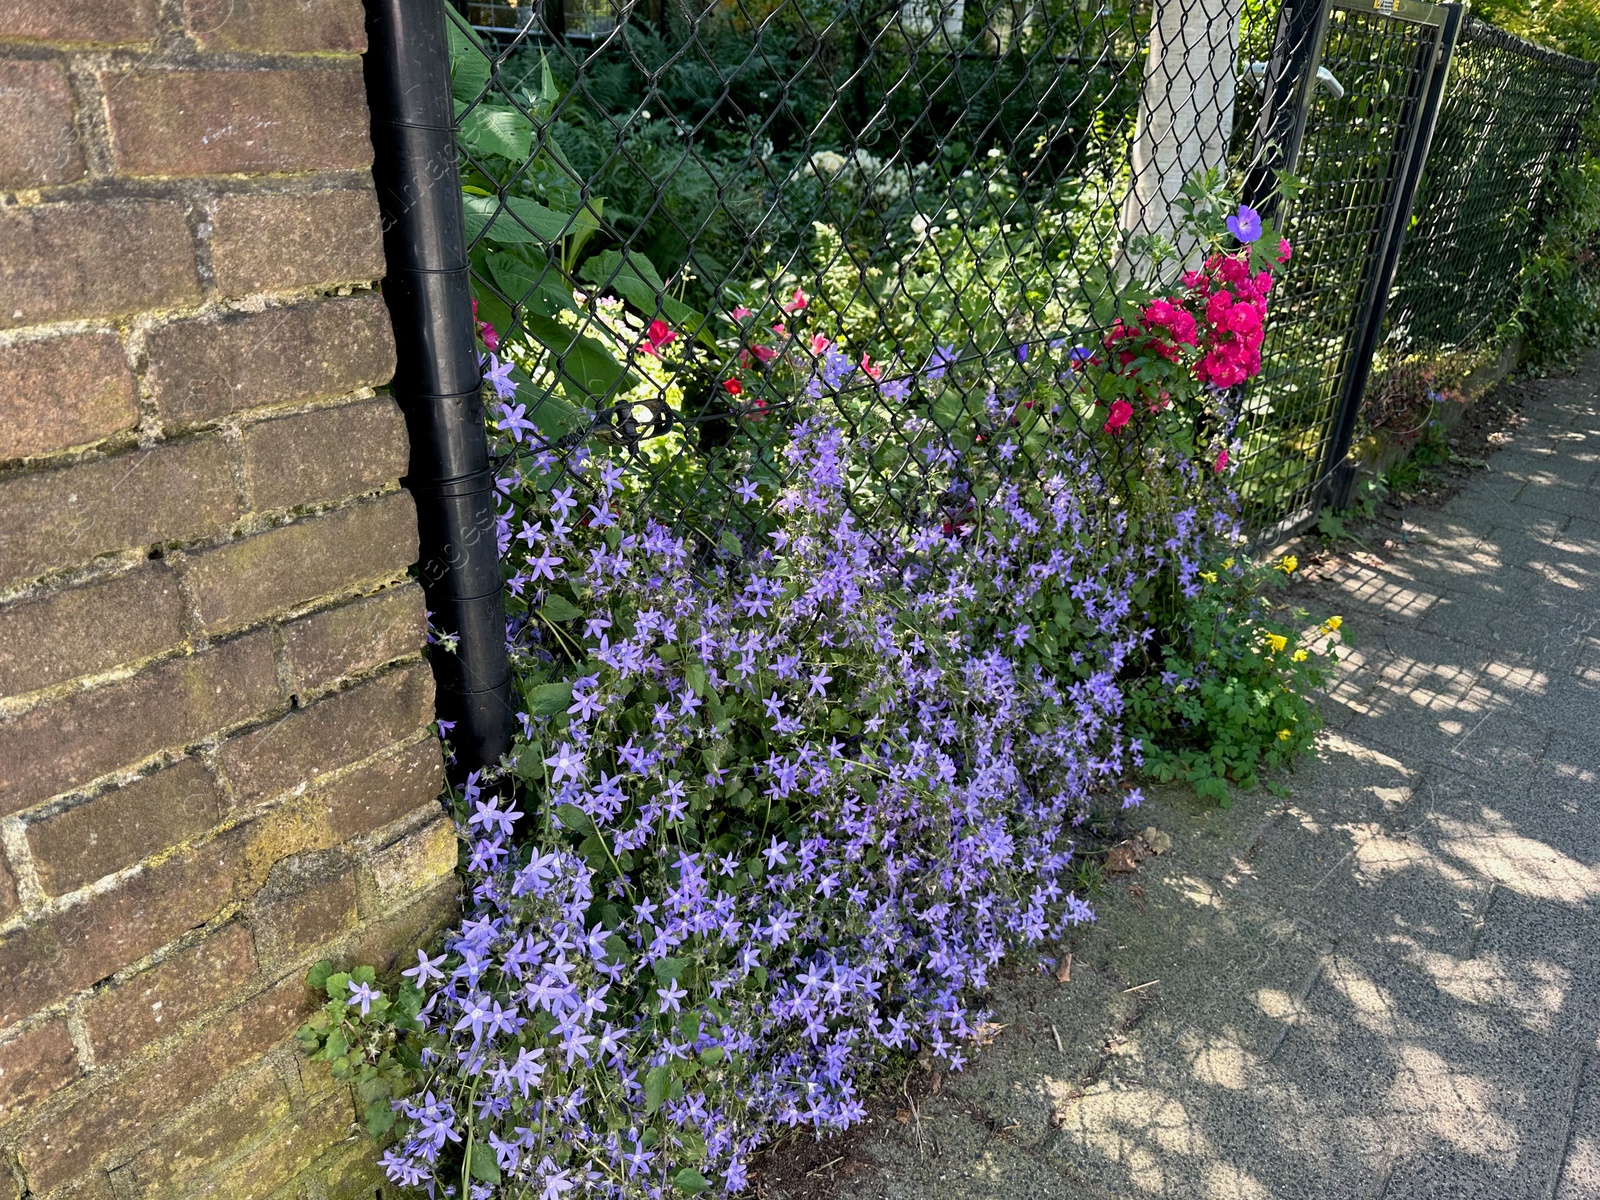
[455,102,533,163]
[485,247,576,318]
[527,680,574,715]
[685,660,708,698]
[520,312,636,400]
[580,250,716,349]
[306,960,333,992]
[674,1168,710,1194]
[463,193,577,247]
[644,1064,671,1114]
[364,1099,397,1137]
[469,1141,502,1183]
[445,8,491,103]
[555,803,596,834]
[540,594,583,622]
[653,957,689,983]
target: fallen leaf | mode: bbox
[1105,843,1140,873]
[1055,953,1073,983]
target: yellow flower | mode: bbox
[1264,632,1288,654]
[1221,557,1235,570]
[1199,570,1218,584]
[1277,554,1298,574]
[1292,649,1308,662]
[1323,615,1342,632]
[1278,729,1292,741]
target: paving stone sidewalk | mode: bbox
[831,363,1600,1200]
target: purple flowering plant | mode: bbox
[296,168,1332,1196]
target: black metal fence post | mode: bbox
[1242,0,1332,217]
[1319,0,1465,510]
[365,0,516,777]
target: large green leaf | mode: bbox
[444,8,491,104]
[521,311,635,400]
[455,102,533,163]
[581,250,715,349]
[468,1141,502,1184]
[484,247,576,318]
[464,193,576,247]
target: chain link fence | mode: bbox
[441,0,1592,554]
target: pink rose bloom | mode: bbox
[1103,399,1133,433]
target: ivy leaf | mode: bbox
[469,1141,503,1183]
[364,1099,397,1137]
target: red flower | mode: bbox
[722,379,743,395]
[1103,399,1133,434]
[640,319,677,356]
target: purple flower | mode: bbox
[1226,203,1263,243]
[347,981,380,1015]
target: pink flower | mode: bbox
[731,306,753,319]
[783,288,808,313]
[1277,238,1293,264]
[810,333,831,354]
[750,345,779,364]
[722,378,742,395]
[860,354,883,380]
[1215,447,1229,473]
[479,322,499,351]
[1103,399,1133,434]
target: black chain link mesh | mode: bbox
[1361,17,1598,442]
[444,0,1592,548]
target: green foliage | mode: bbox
[297,963,426,1140]
[1128,553,1341,806]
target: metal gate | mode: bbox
[1234,0,1465,537]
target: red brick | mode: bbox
[0,435,240,589]
[248,852,357,968]
[282,583,426,696]
[339,875,458,978]
[314,738,443,845]
[0,1020,77,1128]
[4,0,160,46]
[177,491,419,635]
[0,199,199,329]
[0,58,84,188]
[26,758,223,896]
[81,923,257,1062]
[0,331,135,461]
[366,817,457,913]
[145,294,395,426]
[185,0,367,53]
[104,68,372,178]
[0,631,280,818]
[244,397,409,513]
[119,1063,292,1198]
[218,661,436,806]
[15,974,314,1194]
[0,829,250,1029]
[0,565,186,701]
[210,189,385,298]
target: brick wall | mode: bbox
[0,3,456,1197]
